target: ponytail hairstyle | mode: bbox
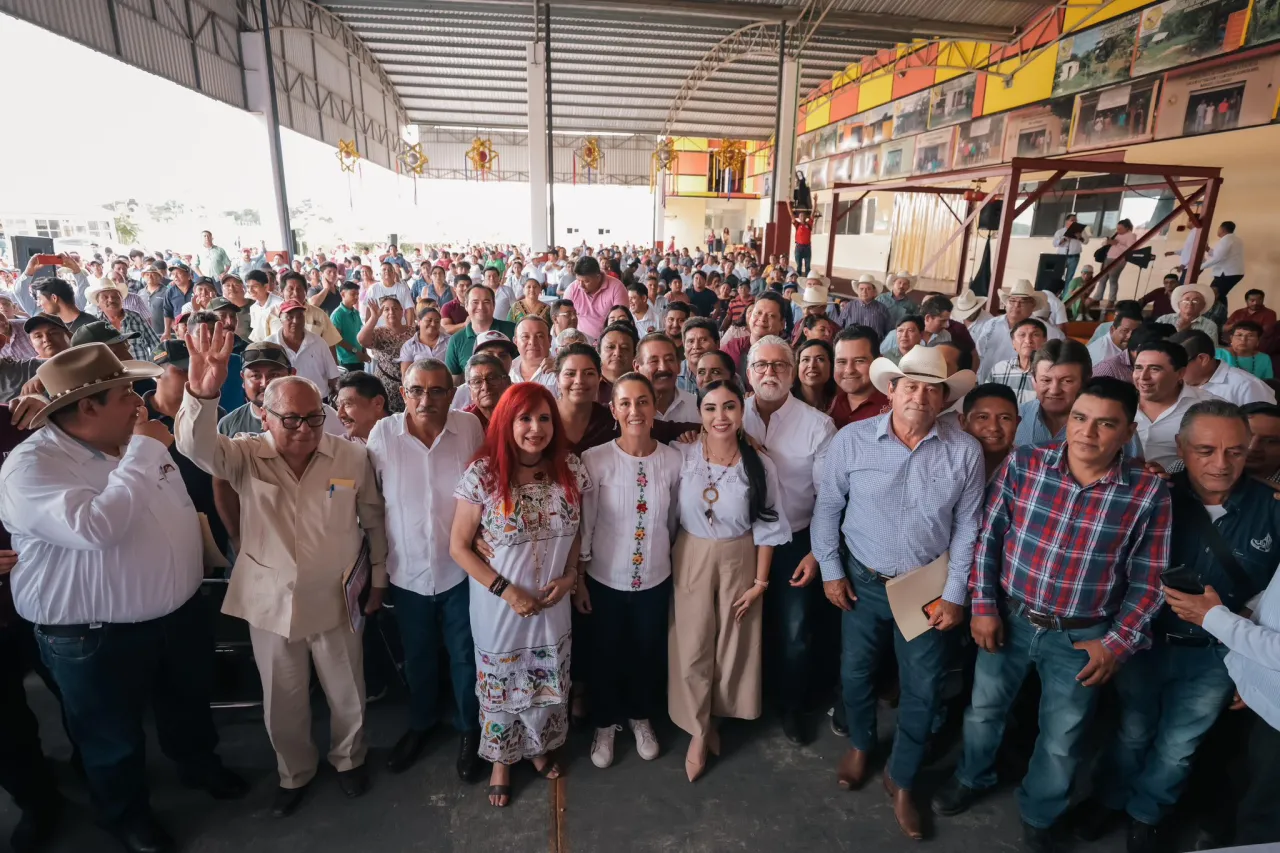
[698,379,778,524]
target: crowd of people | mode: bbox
[0,230,1278,853]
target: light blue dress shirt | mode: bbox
[811,412,985,604]
[1204,567,1280,731]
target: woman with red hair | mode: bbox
[449,382,591,808]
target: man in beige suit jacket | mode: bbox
[175,324,388,819]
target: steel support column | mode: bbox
[527,34,551,251]
[241,6,293,253]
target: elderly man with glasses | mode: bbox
[176,324,388,819]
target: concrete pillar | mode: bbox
[652,170,667,251]
[240,28,292,253]
[771,57,801,215]
[527,41,551,250]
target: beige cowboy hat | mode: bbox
[791,281,832,309]
[28,343,162,428]
[952,290,985,321]
[854,272,885,293]
[888,270,915,289]
[1171,281,1216,311]
[998,278,1048,312]
[869,345,977,404]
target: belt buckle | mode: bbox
[1025,611,1057,630]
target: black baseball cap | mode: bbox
[207,297,238,313]
[242,341,292,369]
[22,313,71,335]
[71,320,138,347]
[153,340,190,370]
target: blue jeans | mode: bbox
[36,592,223,827]
[1095,640,1233,825]
[956,614,1109,829]
[390,581,479,732]
[764,528,821,712]
[839,557,949,789]
[1063,254,1080,291]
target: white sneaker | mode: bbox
[591,725,619,768]
[629,719,660,761]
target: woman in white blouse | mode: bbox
[670,380,790,781]
[576,373,682,770]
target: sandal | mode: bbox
[487,784,511,808]
[534,757,563,780]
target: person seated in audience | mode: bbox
[1139,274,1178,320]
[1218,321,1273,380]
[1226,288,1276,334]
[988,318,1047,405]
[880,315,924,365]
[1088,305,1144,366]
[1173,329,1275,406]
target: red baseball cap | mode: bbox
[279,299,306,313]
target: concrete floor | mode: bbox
[5,676,1135,853]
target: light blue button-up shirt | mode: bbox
[1204,566,1280,731]
[812,411,985,604]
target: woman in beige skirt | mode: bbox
[670,380,790,781]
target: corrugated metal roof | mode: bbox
[320,0,1055,139]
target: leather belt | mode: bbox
[1008,599,1107,632]
[36,623,104,637]
[1163,633,1218,648]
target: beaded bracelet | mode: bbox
[489,575,510,597]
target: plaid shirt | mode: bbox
[119,310,161,362]
[971,442,1172,659]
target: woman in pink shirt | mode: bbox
[1092,218,1136,309]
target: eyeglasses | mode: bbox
[404,386,452,399]
[750,360,791,375]
[468,376,506,388]
[265,408,326,430]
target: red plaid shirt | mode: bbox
[971,442,1172,659]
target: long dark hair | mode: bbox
[698,379,778,524]
[791,337,837,409]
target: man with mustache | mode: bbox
[366,358,486,782]
[1013,340,1092,447]
[1242,402,1280,484]
[743,336,836,746]
[634,333,698,422]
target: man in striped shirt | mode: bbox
[933,377,1172,852]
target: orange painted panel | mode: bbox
[892,44,940,98]
[677,151,709,175]
[830,84,859,122]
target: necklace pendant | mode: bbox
[704,507,716,523]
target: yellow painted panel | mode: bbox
[859,70,894,110]
[982,48,1056,115]
[935,41,991,82]
[805,100,831,131]
[676,174,709,194]
[1064,0,1147,31]
[672,137,711,152]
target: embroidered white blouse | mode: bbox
[579,440,682,591]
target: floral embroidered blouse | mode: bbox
[579,440,682,591]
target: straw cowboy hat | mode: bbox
[888,271,915,288]
[83,278,128,303]
[869,345,977,405]
[998,278,1048,313]
[28,343,162,428]
[951,290,985,321]
[1171,281,1216,311]
[854,273,885,293]
[791,279,833,309]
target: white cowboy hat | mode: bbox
[951,290,985,321]
[790,283,832,309]
[83,278,127,303]
[1171,281,1216,311]
[998,278,1048,312]
[889,271,915,288]
[869,346,977,404]
[854,273,885,293]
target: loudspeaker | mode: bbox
[1127,247,1154,269]
[9,236,55,277]
[1034,253,1068,294]
[978,200,1004,230]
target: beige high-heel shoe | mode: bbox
[685,736,708,782]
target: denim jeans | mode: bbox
[956,613,1109,829]
[764,528,821,712]
[795,245,812,276]
[1063,254,1080,292]
[35,592,222,827]
[839,557,949,789]
[390,581,478,732]
[585,576,670,728]
[1095,640,1234,825]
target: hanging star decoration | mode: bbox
[577,137,603,173]
[650,137,676,189]
[466,137,498,180]
[399,142,428,176]
[336,138,360,173]
[716,139,747,175]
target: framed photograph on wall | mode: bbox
[953,114,1008,168]
[1248,0,1280,45]
[816,127,838,159]
[912,127,957,175]
[1155,48,1280,138]
[894,91,931,137]
[858,104,896,145]
[928,76,979,129]
[1003,96,1076,157]
[1068,77,1161,151]
[879,137,916,179]
[796,131,818,164]
[852,146,882,181]
[1131,0,1251,77]
[837,118,864,152]
[808,158,831,191]
[1053,13,1142,97]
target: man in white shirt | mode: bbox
[634,333,697,422]
[1173,329,1276,406]
[1133,340,1216,467]
[1202,220,1245,299]
[365,358,486,782]
[246,269,282,342]
[267,301,340,396]
[743,336,835,747]
[973,281,1065,382]
[1157,282,1220,342]
[510,315,559,392]
[627,283,663,337]
[1051,214,1087,286]
[0,345,246,852]
[1088,306,1144,367]
[366,262,414,320]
